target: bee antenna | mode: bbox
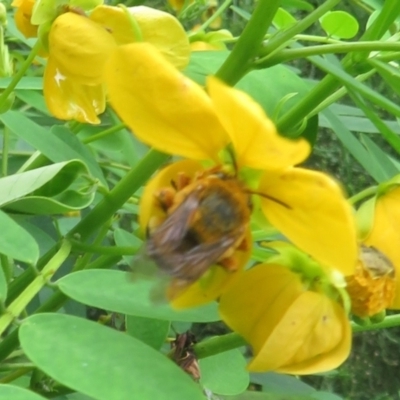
[225,144,238,175]
[246,190,292,210]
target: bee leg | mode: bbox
[218,256,238,272]
[155,188,176,212]
[236,237,250,251]
[174,172,192,191]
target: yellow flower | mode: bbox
[104,43,357,305]
[12,0,38,38]
[105,42,358,268]
[44,6,190,123]
[44,11,114,124]
[219,263,351,374]
[353,185,400,309]
[346,245,395,318]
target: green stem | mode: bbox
[0,254,120,363]
[256,41,400,68]
[0,240,71,336]
[377,51,400,62]
[309,70,375,117]
[0,363,34,371]
[0,255,11,284]
[70,239,140,256]
[198,0,232,31]
[0,40,41,109]
[193,332,247,359]
[82,123,126,144]
[0,367,34,383]
[352,315,400,332]
[68,148,169,241]
[99,161,131,171]
[260,0,341,57]
[215,0,280,85]
[2,125,9,176]
[277,0,400,133]
[348,186,378,205]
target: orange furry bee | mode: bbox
[144,167,252,294]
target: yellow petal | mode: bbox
[273,294,351,375]
[167,0,191,11]
[13,0,37,38]
[219,264,304,352]
[104,43,228,161]
[139,159,203,233]
[259,167,358,275]
[249,291,349,373]
[91,5,190,70]
[207,76,310,170]
[49,12,117,85]
[363,186,400,308]
[44,57,105,124]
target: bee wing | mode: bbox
[147,192,200,251]
[163,235,237,281]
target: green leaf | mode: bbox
[0,77,43,90]
[0,111,106,185]
[58,269,220,322]
[273,8,296,29]
[0,210,39,264]
[309,55,400,120]
[360,134,399,179]
[219,392,317,400]
[126,315,170,350]
[0,160,94,214]
[0,263,6,302]
[311,393,343,400]
[230,6,251,20]
[347,89,400,156]
[281,0,313,11]
[321,108,384,182]
[0,384,47,400]
[320,11,359,39]
[15,90,49,115]
[114,229,143,265]
[19,314,204,400]
[371,59,400,98]
[250,372,315,394]
[15,217,57,257]
[200,349,249,395]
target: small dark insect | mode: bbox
[170,331,200,381]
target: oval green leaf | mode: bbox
[273,8,296,29]
[320,11,359,39]
[19,314,204,400]
[199,349,249,395]
[126,315,170,350]
[0,384,46,399]
[0,210,39,264]
[58,269,220,322]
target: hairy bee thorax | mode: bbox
[147,165,252,275]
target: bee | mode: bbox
[143,167,252,297]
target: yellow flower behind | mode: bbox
[353,184,400,310]
[44,6,190,123]
[12,0,38,38]
[219,264,351,374]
